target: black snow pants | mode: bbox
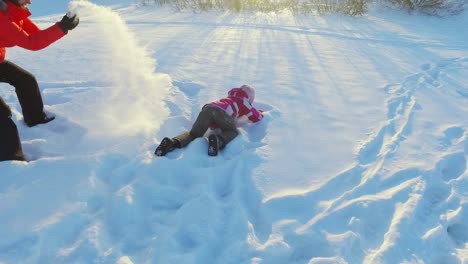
[0,60,44,161]
[0,97,24,161]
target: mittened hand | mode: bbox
[58,14,80,34]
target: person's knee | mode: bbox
[0,103,12,119]
[23,72,38,86]
[11,70,37,88]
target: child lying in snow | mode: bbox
[155,84,264,157]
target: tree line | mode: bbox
[140,0,466,16]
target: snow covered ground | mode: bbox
[1,0,468,263]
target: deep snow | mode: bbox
[1,0,468,263]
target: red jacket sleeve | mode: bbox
[247,107,263,123]
[3,19,65,51]
[21,17,41,34]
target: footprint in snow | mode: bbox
[417,186,449,220]
[172,80,202,98]
[447,223,468,246]
[436,152,467,182]
[21,139,50,161]
[440,126,464,148]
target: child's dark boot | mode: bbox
[208,135,225,156]
[155,137,178,156]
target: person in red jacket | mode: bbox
[0,0,79,161]
[155,85,264,157]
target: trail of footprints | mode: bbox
[260,58,468,263]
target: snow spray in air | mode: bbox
[66,0,170,138]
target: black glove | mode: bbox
[58,14,79,34]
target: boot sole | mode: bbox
[155,137,173,156]
[208,135,218,156]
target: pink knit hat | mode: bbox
[240,85,255,104]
